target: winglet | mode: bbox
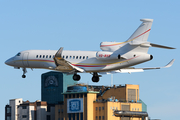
[162,59,175,68]
[55,47,64,58]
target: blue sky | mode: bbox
[1,1,179,120]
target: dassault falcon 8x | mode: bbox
[5,19,175,82]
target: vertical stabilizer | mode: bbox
[127,19,153,45]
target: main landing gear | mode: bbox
[22,68,27,78]
[73,73,81,81]
[72,72,101,83]
[92,72,100,82]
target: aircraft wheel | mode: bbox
[73,74,81,81]
[22,75,26,78]
[92,76,99,82]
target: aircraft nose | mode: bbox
[5,58,14,66]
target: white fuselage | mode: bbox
[5,49,152,73]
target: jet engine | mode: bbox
[96,51,121,60]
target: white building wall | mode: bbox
[29,106,34,120]
[10,98,23,120]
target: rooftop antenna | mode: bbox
[111,74,113,87]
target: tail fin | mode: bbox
[127,19,153,45]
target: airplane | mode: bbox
[5,19,175,82]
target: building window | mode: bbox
[58,109,60,113]
[69,94,71,98]
[7,116,11,120]
[61,109,63,113]
[102,107,104,110]
[99,116,101,120]
[96,107,98,111]
[80,94,83,97]
[80,113,83,120]
[47,106,51,112]
[84,94,87,97]
[99,107,101,110]
[22,106,27,109]
[102,116,105,119]
[47,115,50,120]
[22,115,27,118]
[96,116,98,120]
[73,94,75,98]
[65,94,67,98]
[77,94,79,98]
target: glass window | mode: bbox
[96,107,98,111]
[40,55,42,58]
[73,56,75,59]
[99,107,101,110]
[49,55,51,58]
[99,116,101,120]
[22,106,27,109]
[63,56,64,59]
[66,56,68,59]
[70,56,72,59]
[102,116,104,119]
[16,52,21,56]
[79,56,81,59]
[102,107,104,110]
[83,56,85,59]
[86,56,88,59]
[76,56,78,59]
[43,55,45,58]
[36,55,38,58]
[22,115,27,118]
[53,55,55,58]
[46,55,48,58]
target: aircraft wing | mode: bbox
[120,59,175,73]
[99,59,175,74]
[53,47,85,73]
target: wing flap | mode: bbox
[54,47,85,73]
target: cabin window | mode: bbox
[36,55,38,58]
[49,55,51,58]
[86,56,88,59]
[63,56,65,59]
[83,56,85,59]
[70,56,72,59]
[73,56,75,59]
[66,56,68,59]
[40,55,42,58]
[53,55,55,58]
[79,56,82,59]
[46,55,48,58]
[76,56,78,59]
[43,55,45,58]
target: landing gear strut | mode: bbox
[22,68,27,78]
[73,73,81,81]
[92,72,100,82]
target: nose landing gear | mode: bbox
[22,68,27,78]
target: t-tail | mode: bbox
[100,19,175,52]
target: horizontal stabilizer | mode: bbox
[150,43,175,49]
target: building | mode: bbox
[55,84,148,120]
[41,71,77,104]
[5,98,55,120]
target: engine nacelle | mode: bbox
[96,51,121,60]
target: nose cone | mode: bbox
[5,58,14,66]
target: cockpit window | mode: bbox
[16,52,21,56]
